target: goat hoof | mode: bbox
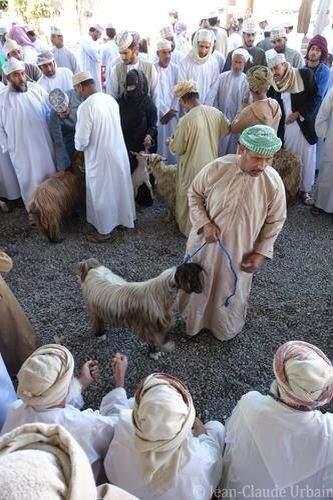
[149,351,162,360]
[97,334,107,343]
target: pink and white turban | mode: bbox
[8,25,34,47]
[272,341,333,410]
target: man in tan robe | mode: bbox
[178,125,286,341]
[168,80,230,236]
[0,252,37,374]
[231,65,281,134]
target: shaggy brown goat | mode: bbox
[76,258,203,359]
[28,153,84,242]
[272,149,301,207]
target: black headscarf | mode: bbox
[124,69,149,103]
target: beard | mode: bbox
[11,82,28,93]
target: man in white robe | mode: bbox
[270,27,303,68]
[1,344,125,479]
[80,24,103,92]
[221,341,333,497]
[155,39,179,163]
[312,87,333,214]
[179,29,219,106]
[102,24,118,68]
[174,21,191,55]
[178,125,286,341]
[104,353,225,500]
[74,72,135,242]
[0,354,16,431]
[159,26,184,65]
[37,51,73,93]
[50,25,80,74]
[107,31,159,107]
[3,39,41,83]
[0,59,55,208]
[203,13,228,57]
[214,48,250,155]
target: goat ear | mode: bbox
[191,262,204,273]
[174,265,185,289]
[75,261,92,282]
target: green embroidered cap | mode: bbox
[239,125,282,155]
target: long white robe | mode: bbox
[37,67,74,93]
[80,36,102,91]
[221,391,333,497]
[178,156,286,340]
[0,354,16,431]
[102,39,119,67]
[52,46,81,74]
[155,61,179,163]
[75,92,135,235]
[103,388,225,500]
[179,54,219,106]
[282,92,316,193]
[314,87,333,212]
[214,71,249,155]
[0,84,55,208]
[1,389,120,468]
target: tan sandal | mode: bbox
[300,192,313,206]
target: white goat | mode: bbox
[77,258,203,359]
[130,151,154,202]
[132,152,177,221]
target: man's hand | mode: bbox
[203,222,221,243]
[285,112,300,125]
[53,170,66,179]
[160,109,178,125]
[192,417,207,436]
[165,137,172,146]
[240,251,265,273]
[112,352,128,388]
[79,360,99,389]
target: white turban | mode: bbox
[232,47,252,63]
[106,23,114,29]
[49,88,69,113]
[116,30,134,51]
[2,57,25,76]
[72,71,92,86]
[160,26,174,39]
[3,38,20,56]
[50,25,62,36]
[132,373,195,493]
[157,39,172,51]
[266,48,286,68]
[242,17,258,34]
[0,423,136,500]
[37,51,54,66]
[270,27,287,40]
[92,23,103,34]
[17,344,74,410]
[196,28,215,43]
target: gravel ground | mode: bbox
[1,198,332,420]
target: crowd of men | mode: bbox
[0,10,332,500]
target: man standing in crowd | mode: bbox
[3,39,41,82]
[223,18,266,72]
[107,31,159,106]
[37,51,73,92]
[155,39,179,163]
[0,59,55,208]
[102,24,118,69]
[305,35,330,103]
[270,27,303,68]
[80,25,103,91]
[179,29,219,106]
[159,26,183,65]
[74,72,136,242]
[267,49,319,205]
[178,125,286,341]
[168,80,230,236]
[50,25,80,74]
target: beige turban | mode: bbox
[174,80,198,98]
[132,373,195,493]
[242,17,258,34]
[72,71,92,86]
[116,30,134,51]
[3,38,20,56]
[246,65,274,93]
[270,27,287,40]
[17,344,74,410]
[2,58,25,76]
[37,50,54,66]
[157,39,172,51]
[0,423,136,500]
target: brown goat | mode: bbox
[28,153,84,242]
[272,149,301,207]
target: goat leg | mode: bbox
[148,344,162,360]
[91,314,106,337]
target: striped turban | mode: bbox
[132,373,195,493]
[272,341,333,410]
[17,344,74,410]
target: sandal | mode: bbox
[310,206,324,216]
[300,192,313,206]
[87,233,112,243]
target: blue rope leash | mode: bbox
[183,239,238,307]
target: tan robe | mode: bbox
[169,105,230,236]
[178,155,287,340]
[231,98,282,135]
[0,252,37,375]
